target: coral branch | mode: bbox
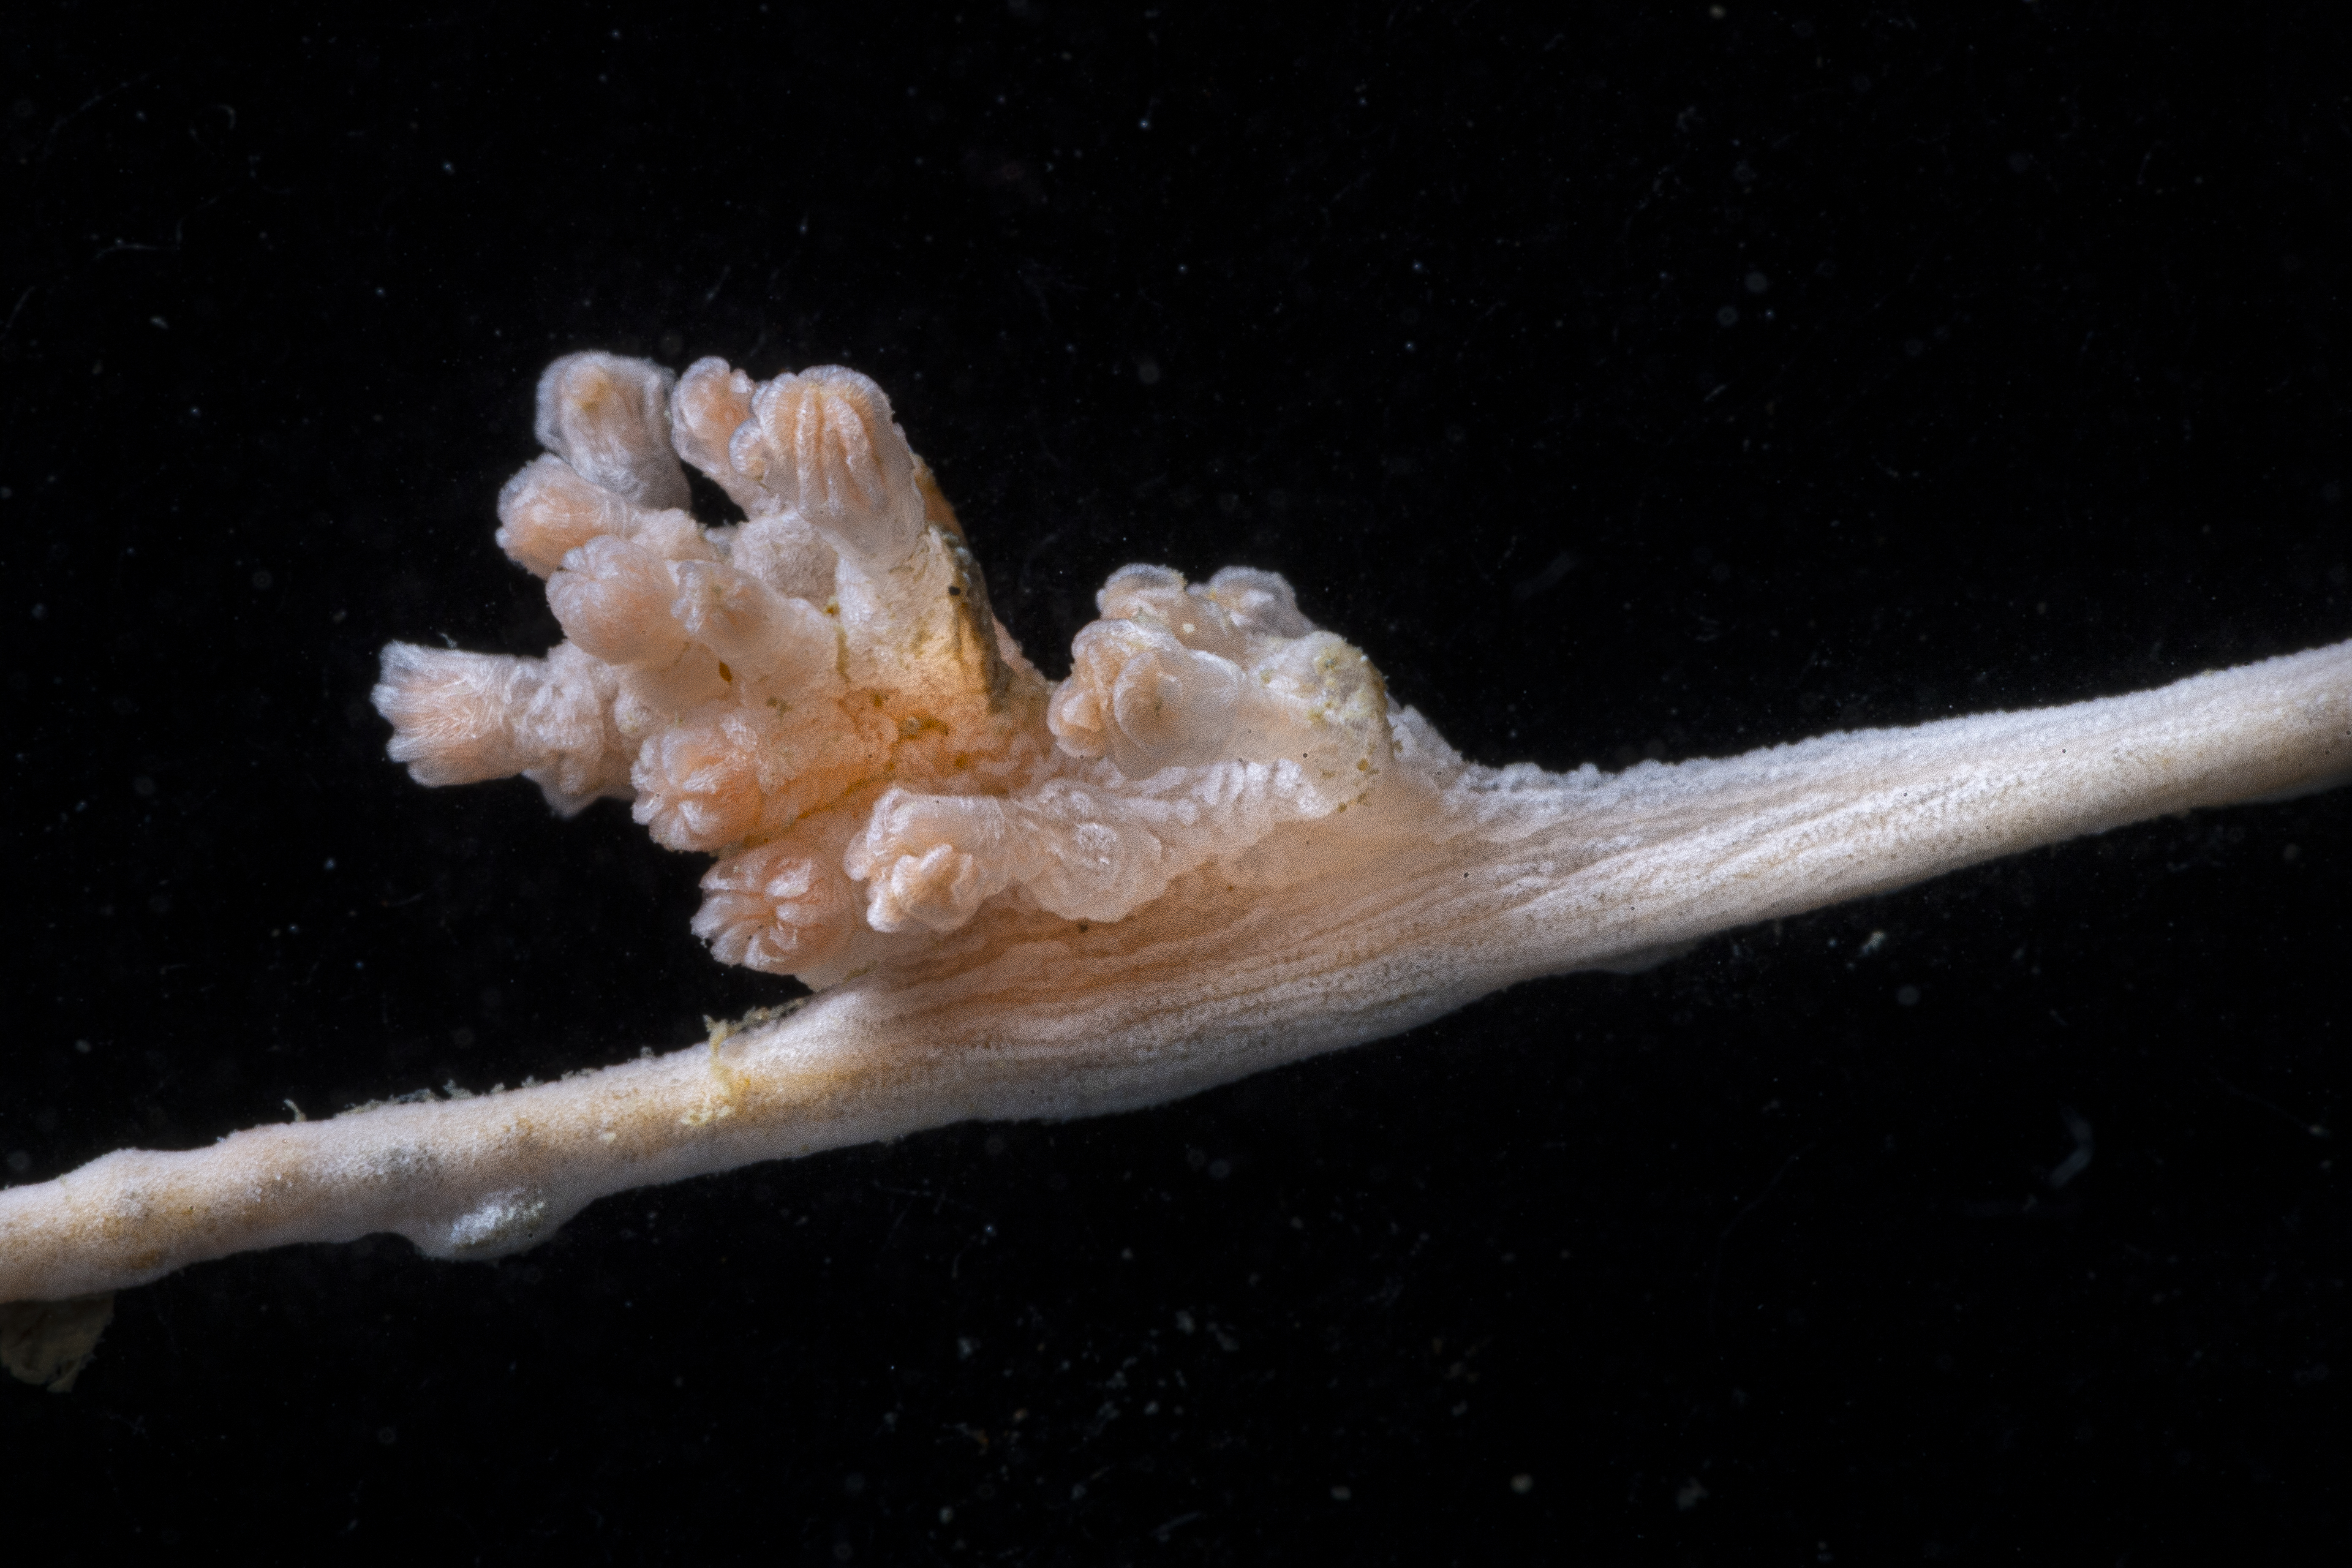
[4,348,2347,1314]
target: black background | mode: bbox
[4,4,2348,1562]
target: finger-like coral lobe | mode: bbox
[372,351,1388,986]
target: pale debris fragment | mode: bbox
[0,1293,114,1392]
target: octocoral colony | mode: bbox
[3,351,2349,1351]
[381,353,1392,985]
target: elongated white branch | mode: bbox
[3,349,2347,1312]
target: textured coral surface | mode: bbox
[373,352,1393,986]
[10,351,2345,1315]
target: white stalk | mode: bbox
[5,634,2346,1305]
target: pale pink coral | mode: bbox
[374,640,629,811]
[378,348,1399,974]
[691,839,856,975]
[547,535,688,668]
[495,455,639,577]
[6,350,2349,1312]
[533,351,689,511]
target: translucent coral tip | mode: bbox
[535,352,691,512]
